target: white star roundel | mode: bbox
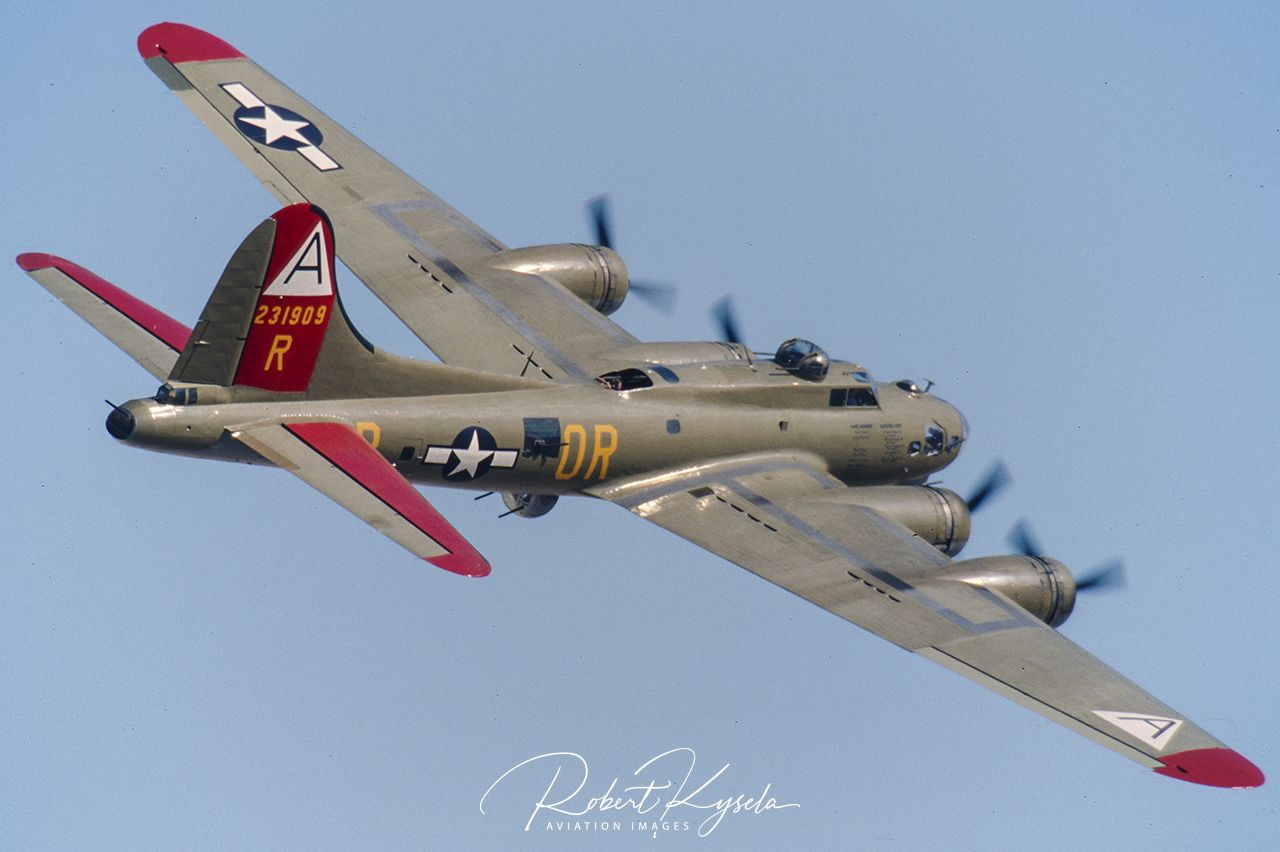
[422,427,518,481]
[236,104,320,149]
[221,82,340,171]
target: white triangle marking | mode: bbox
[262,224,332,297]
[1092,710,1184,752]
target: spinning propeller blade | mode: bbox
[584,194,675,315]
[1075,559,1126,592]
[966,461,1010,513]
[711,295,744,345]
[587,194,614,250]
[1008,519,1125,594]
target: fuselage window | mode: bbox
[154,384,199,405]
[595,368,654,391]
[523,417,562,460]
[924,425,945,456]
[651,365,680,384]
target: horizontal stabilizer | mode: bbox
[17,253,191,380]
[232,420,489,576]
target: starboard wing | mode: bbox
[590,452,1264,788]
[233,420,488,577]
[137,22,635,382]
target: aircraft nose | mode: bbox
[105,402,136,440]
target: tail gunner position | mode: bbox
[15,21,1262,790]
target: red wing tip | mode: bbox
[1154,748,1265,789]
[427,552,491,577]
[138,23,243,62]
[16,252,62,271]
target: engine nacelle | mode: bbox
[942,555,1076,627]
[501,492,559,518]
[827,486,971,555]
[486,244,629,315]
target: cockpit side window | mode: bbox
[848,386,877,406]
[829,386,879,407]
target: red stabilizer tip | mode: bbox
[1154,748,1265,789]
[138,22,243,62]
[16,253,191,352]
[17,252,56,271]
[428,552,492,578]
[282,422,490,577]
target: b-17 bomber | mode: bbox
[16,22,1264,789]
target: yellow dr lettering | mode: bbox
[555,423,618,481]
[583,424,618,480]
[554,423,588,480]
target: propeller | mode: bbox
[584,195,676,315]
[965,461,1010,513]
[587,195,614,250]
[588,193,746,347]
[1007,519,1045,559]
[1074,559,1126,592]
[711,295,744,345]
[1007,519,1126,593]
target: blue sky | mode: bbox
[4,2,1278,848]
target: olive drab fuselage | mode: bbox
[111,350,967,496]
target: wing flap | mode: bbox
[233,420,488,576]
[17,253,190,380]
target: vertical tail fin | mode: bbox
[170,203,366,392]
[171,203,541,399]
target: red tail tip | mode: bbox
[17,252,59,272]
[138,23,243,63]
[1154,748,1265,788]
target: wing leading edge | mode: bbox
[590,453,1263,788]
[137,22,635,382]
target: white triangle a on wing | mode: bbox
[262,224,332,297]
[1092,710,1184,752]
